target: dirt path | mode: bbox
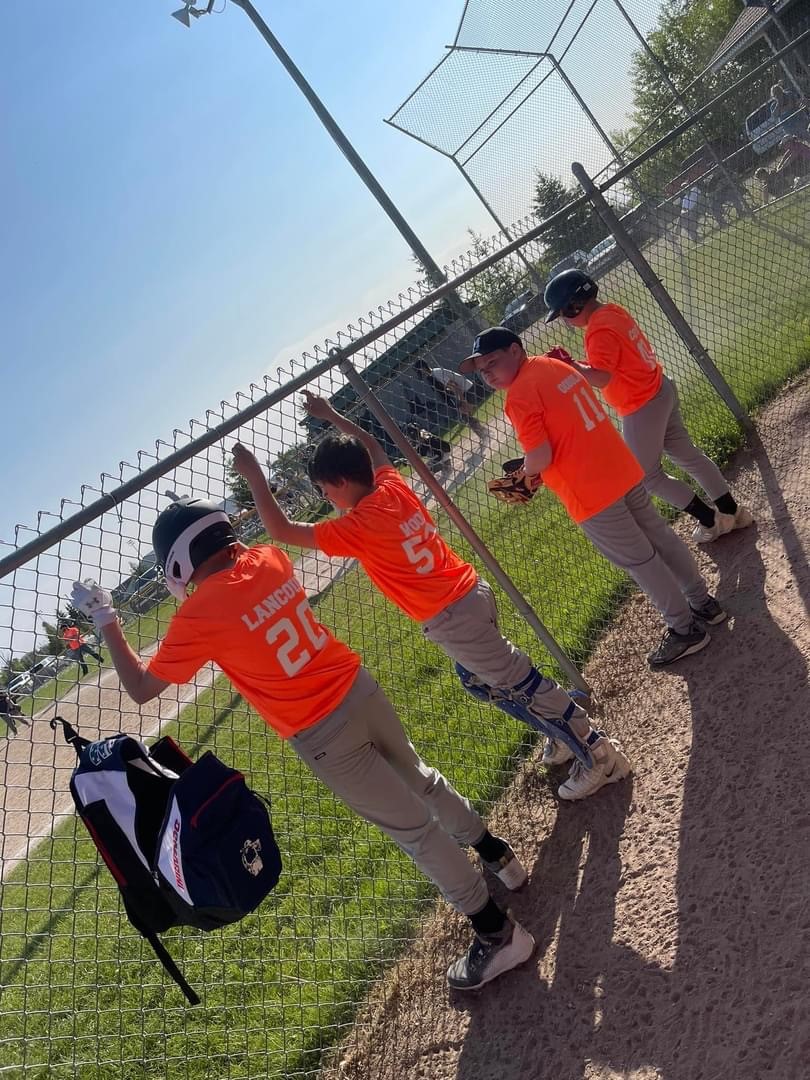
[0,420,498,879]
[324,377,810,1080]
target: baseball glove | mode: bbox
[487,458,542,505]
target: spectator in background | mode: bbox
[60,621,104,678]
[769,81,808,138]
[755,133,810,203]
[0,687,27,737]
[414,357,487,437]
[679,183,702,242]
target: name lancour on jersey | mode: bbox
[557,372,580,394]
[241,578,302,632]
[399,510,429,538]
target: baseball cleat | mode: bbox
[557,737,631,801]
[691,511,736,544]
[447,911,535,991]
[688,595,728,626]
[482,839,528,890]
[647,622,710,668]
[542,738,576,767]
[730,506,754,530]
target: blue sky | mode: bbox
[1,0,656,652]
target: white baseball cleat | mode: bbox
[558,737,631,801]
[730,506,754,530]
[446,911,535,991]
[542,737,575,767]
[691,511,736,544]
[482,839,528,890]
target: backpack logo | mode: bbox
[88,738,117,766]
[241,838,264,877]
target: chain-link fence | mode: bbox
[3,16,810,1079]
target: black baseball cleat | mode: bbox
[648,621,710,668]
[689,596,727,626]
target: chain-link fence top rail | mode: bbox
[4,17,810,1072]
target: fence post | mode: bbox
[335,352,590,695]
[571,161,757,443]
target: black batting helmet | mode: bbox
[543,269,598,323]
[152,498,237,600]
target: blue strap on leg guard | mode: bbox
[455,664,592,768]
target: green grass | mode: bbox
[3,193,810,1078]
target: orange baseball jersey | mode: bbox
[504,354,644,523]
[148,545,361,738]
[62,626,83,651]
[583,303,663,416]
[313,466,477,622]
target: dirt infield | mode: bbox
[325,379,810,1080]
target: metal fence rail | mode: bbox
[2,20,810,1080]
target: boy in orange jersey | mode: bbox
[71,498,534,992]
[543,270,753,544]
[232,393,631,802]
[458,327,727,669]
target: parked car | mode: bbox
[586,235,622,278]
[548,249,588,280]
[127,576,169,615]
[7,655,64,697]
[501,289,543,332]
[744,97,808,157]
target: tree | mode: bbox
[460,229,524,324]
[226,457,257,511]
[409,252,441,293]
[612,0,772,191]
[532,172,604,263]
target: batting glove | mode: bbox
[546,346,575,365]
[71,580,118,628]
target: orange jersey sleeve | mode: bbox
[504,354,643,523]
[313,466,477,622]
[62,626,82,650]
[148,545,361,738]
[583,303,663,416]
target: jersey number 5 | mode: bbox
[265,598,328,677]
[401,525,437,574]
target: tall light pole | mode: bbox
[169,0,474,323]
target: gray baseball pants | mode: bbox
[622,376,730,509]
[422,578,589,731]
[291,667,490,916]
[581,483,710,634]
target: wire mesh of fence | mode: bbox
[3,13,810,1079]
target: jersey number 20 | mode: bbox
[266,598,328,677]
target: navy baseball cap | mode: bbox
[459,327,523,373]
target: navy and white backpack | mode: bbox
[52,717,282,1004]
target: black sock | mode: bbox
[472,830,507,863]
[714,492,738,516]
[469,897,507,936]
[684,495,716,528]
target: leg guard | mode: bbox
[455,664,593,768]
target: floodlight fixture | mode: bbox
[171,1,215,28]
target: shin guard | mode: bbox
[455,664,593,768]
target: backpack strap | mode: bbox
[50,715,91,757]
[142,930,200,1006]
